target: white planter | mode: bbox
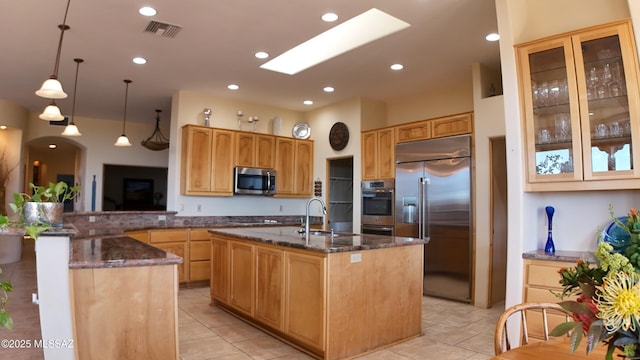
[0,235,22,264]
[24,202,64,227]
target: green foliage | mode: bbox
[0,270,13,330]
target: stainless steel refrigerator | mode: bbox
[395,135,472,302]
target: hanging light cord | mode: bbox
[52,0,71,77]
[70,58,83,124]
[122,80,132,134]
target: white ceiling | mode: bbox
[0,0,500,126]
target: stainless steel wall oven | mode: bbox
[361,179,394,235]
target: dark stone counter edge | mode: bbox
[523,249,596,263]
[209,228,428,254]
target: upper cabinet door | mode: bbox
[519,37,583,184]
[573,23,640,181]
[517,20,640,191]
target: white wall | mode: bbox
[496,0,640,310]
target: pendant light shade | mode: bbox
[141,109,170,150]
[115,79,133,147]
[35,0,71,99]
[36,76,67,99]
[39,100,64,121]
[61,124,81,136]
[62,58,83,136]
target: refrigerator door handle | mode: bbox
[420,177,430,241]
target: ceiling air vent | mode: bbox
[144,20,182,38]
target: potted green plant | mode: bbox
[1,181,80,239]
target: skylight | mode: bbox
[260,8,410,75]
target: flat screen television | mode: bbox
[122,178,154,210]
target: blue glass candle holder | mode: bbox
[545,206,555,255]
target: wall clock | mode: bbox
[329,122,349,151]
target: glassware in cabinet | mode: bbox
[574,29,638,179]
[518,20,640,189]
[520,38,582,181]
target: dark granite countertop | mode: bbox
[522,249,596,263]
[209,226,427,253]
[69,235,183,269]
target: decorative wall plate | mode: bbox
[292,123,311,139]
[329,122,349,150]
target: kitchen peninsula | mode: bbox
[208,227,427,360]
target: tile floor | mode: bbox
[0,242,504,359]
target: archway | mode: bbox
[24,136,86,212]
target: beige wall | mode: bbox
[386,81,474,126]
[472,63,506,308]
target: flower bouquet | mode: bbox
[552,207,640,359]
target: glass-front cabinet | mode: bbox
[517,20,640,191]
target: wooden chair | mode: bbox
[494,302,572,355]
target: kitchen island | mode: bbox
[69,236,183,360]
[209,227,427,360]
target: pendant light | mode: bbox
[61,58,83,136]
[114,79,133,147]
[141,109,170,150]
[39,100,65,121]
[35,0,71,100]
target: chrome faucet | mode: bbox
[305,197,327,237]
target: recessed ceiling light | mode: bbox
[133,57,147,65]
[0,125,7,130]
[390,63,403,71]
[139,6,157,17]
[323,86,334,93]
[48,144,57,149]
[261,8,410,75]
[303,100,314,105]
[255,51,269,59]
[322,13,338,22]
[227,84,239,90]
[485,33,500,42]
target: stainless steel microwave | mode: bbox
[234,167,276,196]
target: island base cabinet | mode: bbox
[70,264,179,360]
[325,246,423,359]
[284,251,326,354]
[210,234,423,360]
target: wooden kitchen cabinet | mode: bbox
[275,137,313,197]
[229,240,255,316]
[395,112,473,143]
[210,235,230,302]
[180,125,234,196]
[395,119,431,143]
[294,139,313,196]
[523,259,576,342]
[235,132,276,169]
[189,228,211,282]
[181,125,212,194]
[255,246,285,331]
[284,250,326,352]
[517,20,640,191]
[149,229,189,283]
[431,112,473,139]
[124,229,149,243]
[362,128,395,180]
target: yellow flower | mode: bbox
[596,271,640,332]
